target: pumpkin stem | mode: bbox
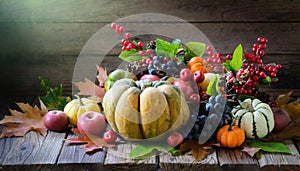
[75,95,84,106]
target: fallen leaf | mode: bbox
[266,118,300,141]
[242,146,261,157]
[246,140,292,155]
[0,98,48,138]
[180,140,209,161]
[73,78,105,102]
[96,65,107,84]
[276,91,293,107]
[65,128,115,153]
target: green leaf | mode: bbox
[39,76,70,110]
[185,42,206,60]
[262,76,272,85]
[230,44,243,71]
[129,143,171,159]
[206,74,221,96]
[247,140,292,154]
[222,60,234,71]
[156,38,181,59]
[119,49,142,62]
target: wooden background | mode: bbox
[0,0,299,96]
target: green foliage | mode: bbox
[247,140,292,155]
[156,38,181,59]
[184,42,206,60]
[206,74,221,96]
[119,49,142,62]
[39,76,71,110]
[223,44,243,71]
[129,143,171,159]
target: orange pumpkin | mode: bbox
[187,57,205,67]
[217,125,245,148]
[190,63,207,74]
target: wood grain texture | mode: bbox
[159,150,220,171]
[104,143,158,171]
[1,131,65,170]
[217,148,259,171]
[0,0,299,22]
[57,133,106,169]
[257,140,300,171]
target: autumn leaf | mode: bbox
[266,118,300,141]
[180,140,209,161]
[73,78,105,103]
[65,128,115,153]
[0,98,48,138]
[242,146,261,157]
[96,65,107,84]
[276,91,293,107]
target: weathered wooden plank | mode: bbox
[1,131,66,170]
[217,148,259,171]
[258,140,300,171]
[57,133,107,170]
[159,149,220,171]
[104,143,158,171]
[0,0,299,22]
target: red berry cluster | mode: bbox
[226,37,282,96]
[111,23,145,56]
[244,37,268,64]
[205,46,231,64]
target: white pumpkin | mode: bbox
[232,98,274,139]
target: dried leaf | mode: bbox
[0,99,48,138]
[180,140,209,161]
[65,128,115,153]
[73,78,105,102]
[242,146,261,157]
[266,118,300,141]
[96,65,107,84]
[276,91,293,107]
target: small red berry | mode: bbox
[125,32,131,39]
[259,44,266,49]
[146,49,152,55]
[118,26,124,33]
[270,72,277,78]
[111,23,117,29]
[137,42,143,48]
[277,64,282,69]
[257,59,263,64]
[121,46,126,51]
[189,94,200,103]
[257,37,262,42]
[259,50,265,56]
[225,55,232,60]
[139,51,145,56]
[206,46,212,51]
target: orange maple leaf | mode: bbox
[73,78,105,103]
[96,65,107,84]
[180,140,210,161]
[0,98,48,138]
[65,128,115,153]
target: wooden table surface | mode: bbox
[0,130,299,171]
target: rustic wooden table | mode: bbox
[0,96,300,171]
[0,129,299,171]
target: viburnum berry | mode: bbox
[118,26,124,33]
[125,32,131,39]
[111,23,117,29]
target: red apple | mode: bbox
[167,131,183,147]
[180,69,193,82]
[193,71,205,84]
[272,107,291,132]
[43,110,69,132]
[77,111,107,136]
[140,74,160,81]
[103,130,117,143]
[172,79,193,100]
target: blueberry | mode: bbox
[167,60,174,67]
[149,69,157,75]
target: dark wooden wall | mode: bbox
[0,0,299,96]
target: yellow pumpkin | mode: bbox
[64,95,101,125]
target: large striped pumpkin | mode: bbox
[102,78,190,141]
[232,98,274,139]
